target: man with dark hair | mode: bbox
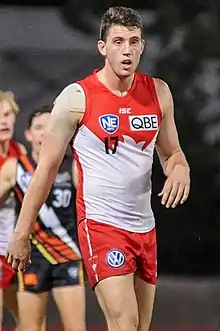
[8,6,190,331]
[0,106,86,331]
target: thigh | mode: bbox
[17,290,47,331]
[51,260,86,331]
[52,285,86,331]
[134,274,156,331]
[3,284,18,322]
[78,219,137,289]
[95,274,139,331]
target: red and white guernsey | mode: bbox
[72,71,162,233]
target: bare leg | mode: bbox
[52,285,86,331]
[134,274,156,331]
[95,274,139,331]
[3,284,19,323]
[17,291,47,331]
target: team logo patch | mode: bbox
[21,172,33,188]
[55,172,71,184]
[106,249,126,268]
[99,114,119,134]
[68,266,78,279]
[24,273,38,286]
[129,115,158,131]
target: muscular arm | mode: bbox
[14,84,85,239]
[0,158,17,206]
[154,78,190,207]
[154,78,189,176]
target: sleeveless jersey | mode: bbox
[15,153,81,264]
[72,71,162,233]
[0,141,21,255]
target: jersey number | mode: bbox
[52,189,71,208]
[104,136,119,154]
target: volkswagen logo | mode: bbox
[106,249,125,268]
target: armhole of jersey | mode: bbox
[10,141,21,157]
[148,77,163,122]
[75,82,91,127]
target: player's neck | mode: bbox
[98,65,134,97]
[0,140,9,156]
[31,150,39,164]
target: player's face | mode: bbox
[26,113,50,154]
[98,25,144,78]
[0,100,15,143]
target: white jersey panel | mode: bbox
[0,196,16,256]
[74,125,156,233]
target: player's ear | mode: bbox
[97,40,107,57]
[140,39,145,55]
[24,129,32,142]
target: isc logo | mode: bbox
[119,108,131,114]
[129,115,158,131]
[99,114,119,134]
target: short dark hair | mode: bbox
[100,6,143,42]
[28,105,52,128]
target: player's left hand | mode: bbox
[158,165,190,208]
[7,232,31,272]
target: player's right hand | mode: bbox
[7,232,31,271]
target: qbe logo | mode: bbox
[129,115,158,131]
[106,249,126,268]
[99,114,119,134]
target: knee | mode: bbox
[18,321,44,331]
[108,312,139,331]
[118,315,139,331]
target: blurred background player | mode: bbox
[0,106,86,331]
[0,91,25,330]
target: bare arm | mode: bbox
[154,78,190,207]
[0,158,16,206]
[14,84,85,239]
[155,78,189,175]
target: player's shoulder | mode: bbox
[60,70,96,97]
[152,78,173,107]
[152,78,173,117]
[137,72,169,89]
[57,82,85,100]
[54,82,86,114]
[152,78,170,93]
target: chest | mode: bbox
[85,92,161,152]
